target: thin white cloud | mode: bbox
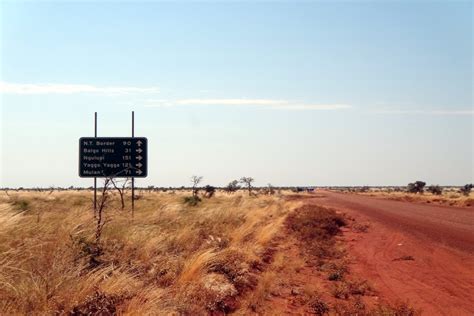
[0,81,159,95]
[271,104,352,111]
[176,99,288,106]
[143,98,351,111]
[375,109,473,116]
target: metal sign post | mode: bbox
[94,112,97,212]
[131,111,135,217]
[81,111,148,215]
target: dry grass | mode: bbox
[285,204,347,265]
[354,190,474,207]
[0,190,422,315]
[0,190,297,315]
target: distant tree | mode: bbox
[427,185,442,195]
[191,176,203,197]
[225,180,240,194]
[460,184,473,196]
[240,177,254,196]
[267,183,275,195]
[204,185,216,198]
[407,181,426,194]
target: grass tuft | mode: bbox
[10,198,30,212]
[183,195,202,206]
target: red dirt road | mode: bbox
[311,191,474,315]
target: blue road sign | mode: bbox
[79,137,148,178]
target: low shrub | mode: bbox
[308,296,330,315]
[71,291,125,315]
[334,297,420,315]
[183,195,202,206]
[332,279,374,299]
[333,297,366,315]
[427,185,442,195]
[11,198,30,212]
[460,184,473,196]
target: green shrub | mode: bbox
[183,196,202,206]
[427,185,442,195]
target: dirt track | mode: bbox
[315,191,474,252]
[311,191,474,315]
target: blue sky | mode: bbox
[0,1,472,188]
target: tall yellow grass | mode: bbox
[0,190,298,314]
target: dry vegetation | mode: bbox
[0,190,298,315]
[351,190,474,207]
[276,204,418,316]
[0,190,418,315]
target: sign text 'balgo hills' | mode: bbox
[79,137,148,178]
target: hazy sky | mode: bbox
[0,1,472,188]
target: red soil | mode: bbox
[311,190,474,315]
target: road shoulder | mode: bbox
[312,195,474,315]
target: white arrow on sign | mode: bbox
[137,140,143,147]
[136,162,143,168]
[136,170,143,175]
[136,155,143,161]
[136,148,143,153]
